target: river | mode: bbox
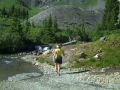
[0,55,43,81]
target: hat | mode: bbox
[56,45,59,48]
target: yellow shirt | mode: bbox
[54,48,63,57]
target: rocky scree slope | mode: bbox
[30,6,104,29]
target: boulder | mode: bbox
[99,36,106,42]
[35,62,39,66]
[94,53,101,59]
[79,52,87,59]
[43,47,50,51]
[42,50,51,55]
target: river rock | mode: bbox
[8,73,42,81]
[100,36,106,42]
[42,50,51,55]
[79,52,87,58]
[100,68,106,72]
[4,60,12,64]
[94,53,101,59]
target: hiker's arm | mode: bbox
[62,50,65,56]
[53,50,56,58]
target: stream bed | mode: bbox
[0,55,43,81]
[0,55,119,90]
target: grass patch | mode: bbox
[54,0,97,9]
[70,32,120,68]
[29,7,40,17]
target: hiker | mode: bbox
[53,45,64,76]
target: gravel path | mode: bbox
[0,55,120,90]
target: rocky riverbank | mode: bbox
[21,55,120,90]
[0,55,120,90]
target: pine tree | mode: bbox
[48,14,53,28]
[8,18,25,52]
[10,18,23,38]
[22,19,31,42]
[10,5,15,17]
[53,16,58,32]
[101,0,119,30]
[65,26,73,41]
[17,8,21,18]
[25,20,31,33]
[26,10,29,19]
[40,15,56,43]
[1,8,7,17]
[22,8,26,19]
[52,16,60,41]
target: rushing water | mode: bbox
[0,55,42,81]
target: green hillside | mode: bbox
[0,0,39,17]
[54,0,98,9]
[0,0,17,8]
[70,31,120,68]
[0,0,40,30]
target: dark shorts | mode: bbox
[55,56,62,64]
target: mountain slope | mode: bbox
[0,0,106,29]
[28,0,105,29]
[30,6,104,29]
[0,0,105,17]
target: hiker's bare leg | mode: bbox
[58,64,60,75]
[55,63,57,72]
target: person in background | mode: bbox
[53,45,65,76]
